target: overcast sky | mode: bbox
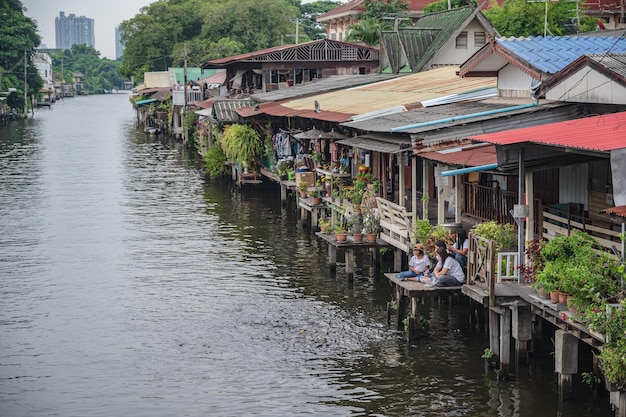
[21,0,329,60]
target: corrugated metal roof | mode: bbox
[266,67,495,121]
[469,110,626,151]
[495,35,626,75]
[343,98,555,133]
[213,99,256,123]
[250,74,400,103]
[336,133,411,154]
[600,205,626,219]
[418,143,497,166]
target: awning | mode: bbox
[336,133,411,154]
[441,163,499,177]
[419,143,497,167]
[194,108,213,117]
[135,98,157,107]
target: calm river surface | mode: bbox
[0,93,612,416]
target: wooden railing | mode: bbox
[542,206,622,253]
[468,232,497,305]
[376,197,413,253]
[464,182,543,237]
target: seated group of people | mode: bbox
[395,228,469,287]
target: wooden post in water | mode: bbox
[489,308,500,359]
[499,307,512,376]
[393,248,403,272]
[555,330,577,400]
[396,284,406,331]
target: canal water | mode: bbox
[0,93,612,416]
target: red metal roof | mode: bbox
[600,205,626,219]
[418,144,497,167]
[468,111,626,152]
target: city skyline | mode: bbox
[21,0,154,59]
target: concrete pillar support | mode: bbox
[555,330,578,401]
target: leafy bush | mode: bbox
[471,221,516,251]
[204,144,228,179]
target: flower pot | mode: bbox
[320,225,328,233]
[558,291,569,304]
[312,197,322,205]
[299,191,307,198]
[335,233,347,243]
[353,233,363,243]
[549,290,560,303]
[536,287,549,299]
[366,233,377,243]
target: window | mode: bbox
[456,32,467,49]
[474,31,486,46]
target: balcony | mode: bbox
[172,89,204,106]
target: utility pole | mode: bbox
[183,43,188,143]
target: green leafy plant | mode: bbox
[220,124,261,167]
[581,371,601,386]
[204,144,228,179]
[298,181,309,194]
[413,219,433,245]
[481,347,494,359]
[471,221,516,251]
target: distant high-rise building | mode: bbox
[115,26,124,60]
[55,11,95,50]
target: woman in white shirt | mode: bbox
[448,228,469,271]
[432,246,465,286]
[395,243,431,281]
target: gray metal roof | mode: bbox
[586,53,626,77]
[250,74,401,103]
[336,133,411,154]
[415,102,590,147]
[212,98,256,123]
[342,98,548,133]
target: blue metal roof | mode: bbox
[496,36,626,74]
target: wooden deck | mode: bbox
[384,272,462,342]
[316,232,391,276]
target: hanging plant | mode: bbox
[204,144,228,179]
[220,124,261,166]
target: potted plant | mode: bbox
[297,181,308,198]
[362,208,380,242]
[352,217,364,243]
[220,124,261,169]
[318,217,331,233]
[334,222,348,243]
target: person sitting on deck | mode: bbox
[428,239,447,275]
[448,227,469,272]
[432,246,466,287]
[395,243,431,281]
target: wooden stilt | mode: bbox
[408,296,420,343]
[489,309,500,358]
[500,307,511,376]
[345,249,355,278]
[396,284,405,331]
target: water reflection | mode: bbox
[0,94,615,417]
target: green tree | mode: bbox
[423,0,476,13]
[0,0,42,113]
[346,17,383,45]
[119,0,300,82]
[346,0,411,45]
[484,0,597,37]
[300,1,342,40]
[48,45,124,93]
